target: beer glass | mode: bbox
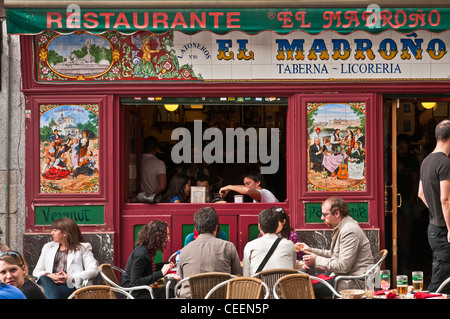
[412,271,423,291]
[396,275,408,296]
[380,270,391,291]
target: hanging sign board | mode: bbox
[34,205,105,225]
[305,202,369,223]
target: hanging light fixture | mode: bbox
[190,105,203,109]
[164,104,179,111]
[421,102,437,109]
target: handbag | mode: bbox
[256,238,282,273]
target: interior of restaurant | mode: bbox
[121,95,449,286]
[121,97,288,203]
[383,96,450,288]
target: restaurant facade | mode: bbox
[3,1,450,280]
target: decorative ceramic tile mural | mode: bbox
[39,104,99,193]
[307,102,366,192]
[36,30,202,81]
[35,29,450,82]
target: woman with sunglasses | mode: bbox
[33,218,99,299]
[0,251,46,299]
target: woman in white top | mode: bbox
[33,218,99,299]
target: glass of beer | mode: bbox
[380,270,391,292]
[412,271,423,291]
[396,275,408,296]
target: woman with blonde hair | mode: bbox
[33,218,99,299]
[0,250,46,299]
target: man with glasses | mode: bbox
[297,196,373,293]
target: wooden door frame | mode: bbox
[391,98,399,281]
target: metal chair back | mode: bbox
[333,249,388,293]
[435,276,450,293]
[99,263,121,286]
[99,263,155,299]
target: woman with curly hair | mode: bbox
[120,220,174,299]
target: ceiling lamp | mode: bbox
[164,104,179,111]
[421,102,437,109]
[190,105,203,109]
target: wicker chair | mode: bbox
[205,276,270,299]
[273,273,342,299]
[68,285,134,299]
[173,272,235,299]
[333,249,388,293]
[273,273,315,299]
[252,268,299,299]
[99,263,155,299]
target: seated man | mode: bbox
[178,207,242,298]
[219,171,278,203]
[297,196,373,293]
[243,208,296,276]
[195,174,212,203]
[309,137,324,172]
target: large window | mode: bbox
[122,97,288,203]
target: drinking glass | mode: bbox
[396,275,408,296]
[380,270,391,291]
[412,271,423,291]
[365,264,376,292]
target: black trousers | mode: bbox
[427,223,450,293]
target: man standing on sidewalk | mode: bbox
[418,119,450,293]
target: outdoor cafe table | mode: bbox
[371,287,447,299]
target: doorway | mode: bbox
[384,96,449,288]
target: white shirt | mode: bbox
[254,189,279,203]
[243,233,296,276]
[141,153,166,195]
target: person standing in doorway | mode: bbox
[418,119,450,293]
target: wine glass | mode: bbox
[380,270,391,292]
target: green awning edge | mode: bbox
[5,7,450,35]
[5,0,450,9]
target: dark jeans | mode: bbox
[427,223,450,293]
[313,278,336,299]
[37,275,76,299]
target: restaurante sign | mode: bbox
[5,7,450,35]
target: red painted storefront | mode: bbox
[7,4,450,279]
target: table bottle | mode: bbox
[175,251,180,276]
